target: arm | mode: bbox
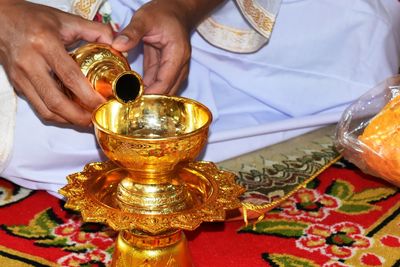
[0,0,113,126]
[112,0,225,95]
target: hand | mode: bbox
[111,0,224,95]
[0,1,113,126]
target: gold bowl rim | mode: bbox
[92,94,213,141]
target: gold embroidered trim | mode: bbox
[237,0,275,38]
[197,17,268,53]
[73,0,100,20]
[242,155,343,227]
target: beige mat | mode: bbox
[217,125,341,219]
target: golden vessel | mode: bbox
[67,43,144,104]
[59,43,245,266]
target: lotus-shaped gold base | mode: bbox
[60,161,244,233]
[59,94,244,266]
[60,161,244,266]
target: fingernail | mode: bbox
[113,34,130,45]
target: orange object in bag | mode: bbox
[358,94,400,187]
[335,76,400,187]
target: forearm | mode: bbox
[184,0,225,26]
[158,0,226,31]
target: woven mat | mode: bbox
[218,125,340,219]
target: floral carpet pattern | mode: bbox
[0,158,399,267]
[0,127,398,266]
[240,160,400,267]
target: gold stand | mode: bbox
[61,160,243,266]
[59,43,245,266]
[112,230,192,267]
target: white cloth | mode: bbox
[2,0,400,195]
[0,66,16,174]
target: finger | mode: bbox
[62,14,114,44]
[13,74,68,124]
[169,63,189,95]
[43,41,106,111]
[143,59,180,94]
[145,62,188,95]
[143,45,160,87]
[33,76,93,126]
[144,45,185,94]
[21,57,93,126]
[112,16,147,51]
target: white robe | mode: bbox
[1,0,400,195]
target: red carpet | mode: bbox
[0,159,399,266]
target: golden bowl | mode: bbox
[92,95,212,182]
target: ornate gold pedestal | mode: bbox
[112,230,192,266]
[59,95,244,266]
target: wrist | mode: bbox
[160,0,225,31]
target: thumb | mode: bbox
[112,18,146,52]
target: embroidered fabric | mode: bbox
[197,0,282,53]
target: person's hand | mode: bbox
[112,0,223,95]
[0,1,113,126]
[112,0,191,95]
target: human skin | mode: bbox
[112,0,225,95]
[0,0,113,126]
[0,0,224,126]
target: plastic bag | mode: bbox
[335,75,400,187]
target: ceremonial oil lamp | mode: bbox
[59,43,244,266]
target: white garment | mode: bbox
[197,0,282,52]
[0,66,16,174]
[2,0,400,195]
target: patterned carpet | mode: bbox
[1,126,399,266]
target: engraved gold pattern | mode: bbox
[59,161,245,234]
[59,43,244,264]
[112,230,192,266]
[67,43,144,104]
